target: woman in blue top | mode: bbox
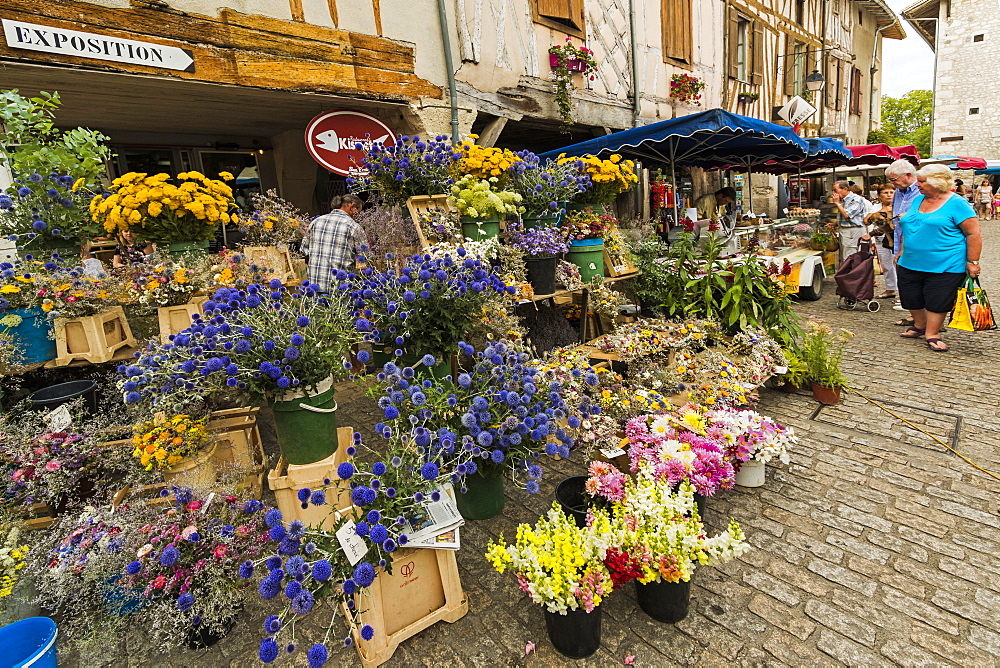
[897,164,983,352]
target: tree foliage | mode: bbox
[867,89,932,158]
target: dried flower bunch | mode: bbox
[242,189,309,247]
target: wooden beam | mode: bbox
[0,0,440,100]
[477,117,508,147]
[327,0,339,26]
[289,0,305,22]
[372,0,382,36]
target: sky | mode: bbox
[881,0,935,98]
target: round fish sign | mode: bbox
[304,110,395,176]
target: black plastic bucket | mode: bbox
[555,476,591,528]
[636,578,691,623]
[524,255,558,296]
[544,606,602,658]
[29,380,98,415]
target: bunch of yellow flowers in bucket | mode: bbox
[454,137,522,184]
[131,414,210,471]
[0,526,29,599]
[90,171,237,244]
[557,154,638,204]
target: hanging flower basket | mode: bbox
[549,53,589,72]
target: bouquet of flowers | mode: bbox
[4,430,100,507]
[0,171,100,248]
[205,250,271,290]
[556,260,584,290]
[343,250,514,359]
[590,471,748,585]
[242,189,308,246]
[349,135,459,204]
[449,175,523,220]
[507,153,589,215]
[697,405,796,465]
[669,73,706,105]
[454,138,522,183]
[0,526,29,602]
[597,384,675,424]
[556,154,638,204]
[486,502,613,613]
[588,278,628,319]
[120,281,361,410]
[505,222,569,258]
[131,414,211,471]
[354,205,424,261]
[90,171,237,244]
[561,210,609,241]
[0,254,121,320]
[132,262,204,308]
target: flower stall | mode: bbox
[0,102,830,668]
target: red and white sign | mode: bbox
[304,110,395,177]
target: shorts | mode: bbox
[896,265,966,314]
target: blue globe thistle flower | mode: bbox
[525,480,541,494]
[296,316,310,327]
[361,625,375,641]
[491,449,505,464]
[297,488,311,503]
[353,561,376,587]
[421,354,436,366]
[342,578,357,595]
[312,559,332,581]
[310,490,326,506]
[343,635,354,647]
[337,462,354,479]
[159,546,180,566]
[357,349,371,363]
[307,643,328,667]
[305,541,317,555]
[284,580,302,599]
[269,525,287,542]
[384,406,399,419]
[287,519,307,540]
[286,643,296,654]
[383,538,397,552]
[366,510,381,524]
[265,615,281,634]
[265,508,283,528]
[351,486,377,506]
[368,524,388,544]
[187,531,201,542]
[126,560,142,575]
[258,575,281,600]
[259,638,280,663]
[279,537,301,555]
[420,462,439,480]
[238,560,255,579]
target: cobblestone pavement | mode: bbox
[112,225,1000,667]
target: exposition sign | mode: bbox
[1,19,195,72]
[304,110,395,177]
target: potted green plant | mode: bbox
[809,232,839,252]
[801,318,853,404]
[775,349,808,392]
[448,175,523,239]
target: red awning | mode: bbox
[846,144,896,164]
[956,157,988,170]
[890,145,921,163]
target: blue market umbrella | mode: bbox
[538,108,810,215]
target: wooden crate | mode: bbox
[404,195,451,249]
[209,407,267,499]
[603,248,637,277]
[53,306,136,366]
[241,245,296,283]
[112,482,174,510]
[343,547,468,667]
[157,295,209,344]
[267,427,354,529]
[19,502,56,531]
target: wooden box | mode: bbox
[405,195,451,249]
[157,295,209,344]
[603,248,637,277]
[241,245,296,283]
[267,427,354,529]
[343,547,468,667]
[209,406,266,499]
[53,306,136,366]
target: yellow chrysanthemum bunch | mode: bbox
[455,137,521,182]
[90,171,236,244]
[131,413,210,471]
[0,527,29,599]
[557,153,638,204]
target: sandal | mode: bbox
[876,292,897,299]
[926,338,949,352]
[894,317,915,326]
[900,327,925,339]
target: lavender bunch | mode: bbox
[505,222,569,258]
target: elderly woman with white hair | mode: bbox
[897,164,983,352]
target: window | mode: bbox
[825,55,846,110]
[795,0,805,25]
[531,0,585,38]
[940,136,963,142]
[974,34,985,42]
[858,10,863,25]
[970,107,981,115]
[849,67,863,116]
[783,38,807,96]
[728,11,763,84]
[661,0,693,65]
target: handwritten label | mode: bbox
[600,446,626,459]
[336,520,369,566]
[45,404,72,432]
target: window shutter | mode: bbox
[835,60,844,111]
[783,35,795,96]
[728,9,740,79]
[750,21,765,85]
[538,0,573,20]
[825,54,835,108]
[850,67,862,115]
[666,0,693,64]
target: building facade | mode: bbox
[904,0,1000,159]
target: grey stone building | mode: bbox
[904,0,1000,159]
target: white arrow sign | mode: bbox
[2,19,195,72]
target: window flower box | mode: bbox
[549,53,589,72]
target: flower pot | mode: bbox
[544,606,602,658]
[29,380,98,415]
[184,608,240,649]
[460,216,501,240]
[810,382,841,405]
[5,307,56,365]
[522,214,561,230]
[0,616,58,668]
[568,239,605,283]
[456,471,505,520]
[734,459,766,487]
[549,53,588,73]
[524,255,558,296]
[165,239,211,259]
[555,475,591,529]
[269,377,339,465]
[162,440,219,488]
[636,579,690,623]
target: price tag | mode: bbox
[600,446,626,459]
[336,520,369,566]
[45,404,72,432]
[201,492,216,514]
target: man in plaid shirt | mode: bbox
[831,180,868,263]
[305,194,368,292]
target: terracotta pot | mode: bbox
[810,382,841,405]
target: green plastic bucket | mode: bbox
[456,471,505,520]
[165,239,211,261]
[522,214,560,230]
[460,216,501,240]
[269,378,339,465]
[568,239,605,283]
